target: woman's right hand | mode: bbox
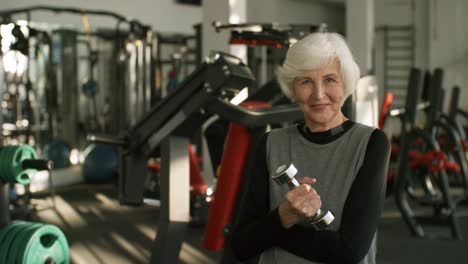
[278,177,322,229]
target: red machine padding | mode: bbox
[229,38,283,48]
[404,149,461,174]
[422,150,460,173]
[408,150,425,169]
[423,151,446,172]
[391,143,399,156]
[386,169,396,197]
[392,139,426,160]
[203,101,271,251]
[147,160,161,171]
[462,139,468,152]
[378,92,394,129]
[445,161,461,174]
[189,144,208,195]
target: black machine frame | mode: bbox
[90,51,304,263]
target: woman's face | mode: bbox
[293,60,346,132]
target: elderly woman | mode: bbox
[230,33,391,263]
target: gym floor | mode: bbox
[30,183,468,264]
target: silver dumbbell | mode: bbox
[272,163,334,230]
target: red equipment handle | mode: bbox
[378,92,393,129]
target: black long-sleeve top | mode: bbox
[230,121,391,263]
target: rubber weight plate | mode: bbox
[9,222,43,264]
[0,221,30,263]
[0,145,14,182]
[0,221,18,245]
[22,224,70,264]
[0,147,7,181]
[3,145,19,182]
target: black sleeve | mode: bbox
[230,133,289,261]
[277,129,391,263]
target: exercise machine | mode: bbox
[393,68,463,239]
[89,51,254,263]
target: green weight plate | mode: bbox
[0,221,29,263]
[4,145,18,182]
[8,145,20,182]
[0,147,7,181]
[15,223,43,264]
[12,145,37,185]
[22,225,70,264]
[5,222,39,264]
[0,145,13,182]
[9,222,43,264]
[0,222,16,244]
[0,225,8,243]
[0,145,31,183]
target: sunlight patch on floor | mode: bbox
[110,232,149,262]
[180,242,217,264]
[54,195,88,228]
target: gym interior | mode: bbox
[0,0,467,263]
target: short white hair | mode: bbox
[276,32,360,102]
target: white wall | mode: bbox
[346,0,374,74]
[375,0,413,26]
[428,0,468,110]
[375,0,468,109]
[375,0,429,69]
[201,0,230,58]
[0,0,202,33]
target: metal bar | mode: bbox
[386,46,413,51]
[386,85,410,90]
[0,6,125,20]
[386,56,413,60]
[150,136,190,264]
[387,36,413,41]
[0,184,10,227]
[448,86,460,120]
[22,159,53,171]
[387,75,410,80]
[205,98,303,127]
[386,66,412,70]
[388,44,413,48]
[157,59,198,65]
[87,134,126,146]
[376,25,414,31]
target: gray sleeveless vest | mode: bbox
[259,123,376,264]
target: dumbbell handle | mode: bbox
[283,177,324,217]
[273,163,334,229]
[22,159,53,171]
[287,177,301,190]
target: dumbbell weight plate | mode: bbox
[273,163,335,230]
[310,210,335,230]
